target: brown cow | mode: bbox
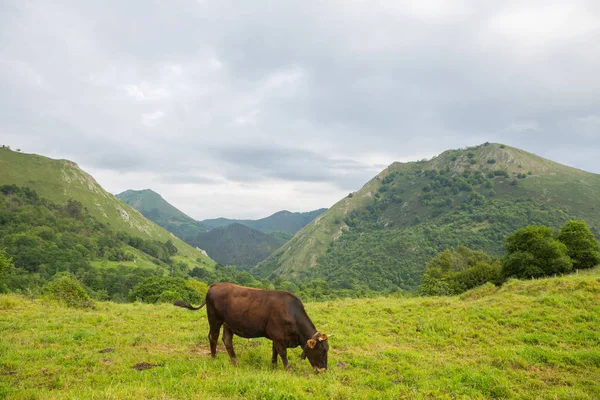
[174,282,330,372]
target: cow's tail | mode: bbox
[173,299,206,311]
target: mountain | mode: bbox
[117,189,209,240]
[255,143,600,290]
[117,189,288,265]
[118,189,326,266]
[186,223,286,266]
[0,147,214,267]
[201,209,327,233]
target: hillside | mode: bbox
[256,143,600,290]
[116,189,209,240]
[2,269,599,399]
[117,189,291,266]
[0,148,213,267]
[118,189,325,266]
[202,209,327,233]
[187,223,286,266]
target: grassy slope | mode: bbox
[0,149,213,267]
[1,269,599,399]
[257,143,600,280]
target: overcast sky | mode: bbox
[1,1,599,219]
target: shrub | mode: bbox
[502,226,573,279]
[157,290,180,303]
[129,276,201,304]
[43,275,94,309]
[557,220,600,270]
[418,246,502,296]
[186,279,209,299]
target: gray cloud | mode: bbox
[1,0,599,219]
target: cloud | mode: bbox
[1,0,599,219]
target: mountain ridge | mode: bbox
[117,189,325,266]
[255,143,600,289]
[0,147,214,267]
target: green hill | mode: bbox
[255,143,600,290]
[118,189,325,266]
[187,223,286,266]
[0,148,213,267]
[202,209,327,234]
[2,268,599,399]
[116,189,209,240]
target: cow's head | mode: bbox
[301,332,330,373]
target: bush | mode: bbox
[43,275,94,309]
[186,279,209,299]
[129,276,201,304]
[557,220,600,270]
[502,226,573,279]
[157,290,180,303]
[418,246,502,296]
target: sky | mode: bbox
[1,1,599,220]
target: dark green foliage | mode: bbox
[487,159,496,164]
[0,248,14,292]
[129,276,201,303]
[187,223,285,266]
[0,185,199,300]
[557,220,600,270]
[502,226,573,279]
[43,274,94,308]
[418,246,502,296]
[348,193,354,198]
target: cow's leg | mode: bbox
[208,321,222,359]
[273,341,290,371]
[271,342,278,367]
[222,325,238,366]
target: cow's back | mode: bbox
[205,283,297,339]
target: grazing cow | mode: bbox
[174,282,330,372]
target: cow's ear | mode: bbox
[307,339,317,349]
[318,333,328,341]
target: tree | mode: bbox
[502,226,572,279]
[418,245,502,296]
[0,248,14,292]
[129,276,201,303]
[557,220,600,270]
[165,239,178,256]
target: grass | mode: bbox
[1,269,599,399]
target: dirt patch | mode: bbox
[100,358,112,365]
[99,348,115,353]
[189,343,226,356]
[0,371,16,376]
[132,362,159,371]
[337,362,347,369]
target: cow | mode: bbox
[174,282,330,372]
